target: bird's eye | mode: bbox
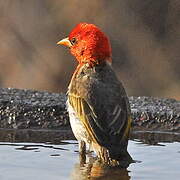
[70,37,77,45]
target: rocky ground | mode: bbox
[0,88,179,132]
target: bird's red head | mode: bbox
[57,23,112,66]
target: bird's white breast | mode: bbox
[67,99,90,144]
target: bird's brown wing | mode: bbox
[68,83,131,149]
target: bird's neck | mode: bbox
[76,56,112,67]
[71,59,111,79]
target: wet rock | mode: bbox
[0,88,69,129]
[0,88,179,132]
[129,96,180,132]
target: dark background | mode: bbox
[0,0,179,99]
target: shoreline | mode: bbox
[0,88,179,132]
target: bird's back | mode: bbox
[68,62,132,165]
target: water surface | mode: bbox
[0,134,179,180]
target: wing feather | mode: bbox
[68,91,131,148]
[68,63,131,149]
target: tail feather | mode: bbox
[92,142,133,168]
[109,148,133,168]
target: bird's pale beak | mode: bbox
[57,37,72,47]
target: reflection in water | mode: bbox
[71,155,130,180]
[0,129,74,143]
[130,130,180,144]
[0,129,179,144]
[0,138,180,180]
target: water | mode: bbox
[0,130,179,180]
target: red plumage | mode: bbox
[69,23,112,66]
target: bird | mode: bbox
[57,23,133,168]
